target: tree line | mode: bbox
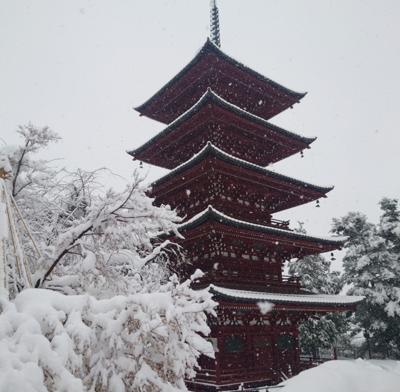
[290,199,400,359]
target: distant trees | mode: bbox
[333,198,400,359]
[288,230,349,358]
[291,199,400,361]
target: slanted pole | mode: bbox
[0,178,9,298]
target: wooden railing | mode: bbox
[299,355,332,371]
[268,218,290,230]
[194,274,301,293]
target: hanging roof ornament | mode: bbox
[210,0,221,47]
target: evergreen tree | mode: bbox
[332,200,400,359]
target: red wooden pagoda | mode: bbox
[129,2,362,390]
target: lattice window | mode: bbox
[277,335,295,351]
[254,337,272,349]
[224,336,245,353]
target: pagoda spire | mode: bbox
[210,0,221,47]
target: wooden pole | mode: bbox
[0,178,9,298]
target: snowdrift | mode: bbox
[278,359,400,392]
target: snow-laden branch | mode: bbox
[0,273,216,392]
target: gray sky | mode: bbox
[1,0,400,258]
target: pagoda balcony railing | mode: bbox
[281,274,301,287]
[267,218,291,230]
[192,367,276,389]
[193,274,301,293]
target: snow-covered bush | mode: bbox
[0,124,217,390]
[0,274,215,392]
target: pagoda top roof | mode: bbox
[178,206,344,247]
[135,39,306,124]
[129,89,315,167]
[153,142,333,195]
[210,285,364,307]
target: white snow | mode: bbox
[0,284,215,392]
[211,285,364,305]
[278,359,400,392]
[257,301,274,314]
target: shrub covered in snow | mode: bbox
[0,274,215,392]
[0,125,217,391]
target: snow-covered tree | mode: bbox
[332,200,400,359]
[1,125,181,294]
[288,224,348,358]
[0,124,216,390]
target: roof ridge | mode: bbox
[205,89,317,142]
[152,142,334,193]
[129,88,314,158]
[204,38,306,98]
[135,39,306,120]
[178,205,345,246]
[209,285,364,305]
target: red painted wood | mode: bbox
[151,154,329,219]
[136,40,304,124]
[136,38,350,389]
[134,97,312,168]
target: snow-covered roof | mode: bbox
[135,39,305,121]
[210,285,364,306]
[129,88,314,158]
[153,142,333,194]
[178,206,345,247]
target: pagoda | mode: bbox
[129,2,363,390]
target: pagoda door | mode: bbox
[275,332,298,377]
[219,332,253,384]
[251,333,274,379]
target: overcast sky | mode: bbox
[1,0,400,260]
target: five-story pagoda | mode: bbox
[129,1,362,390]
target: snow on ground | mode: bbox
[277,359,400,392]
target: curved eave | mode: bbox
[210,285,364,308]
[128,89,315,159]
[135,38,306,115]
[153,142,333,195]
[178,206,344,247]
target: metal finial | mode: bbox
[210,0,221,47]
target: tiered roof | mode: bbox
[133,34,345,300]
[134,6,362,387]
[154,142,331,194]
[167,206,344,260]
[130,89,315,168]
[151,143,332,218]
[178,206,344,249]
[210,285,364,311]
[135,39,305,124]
